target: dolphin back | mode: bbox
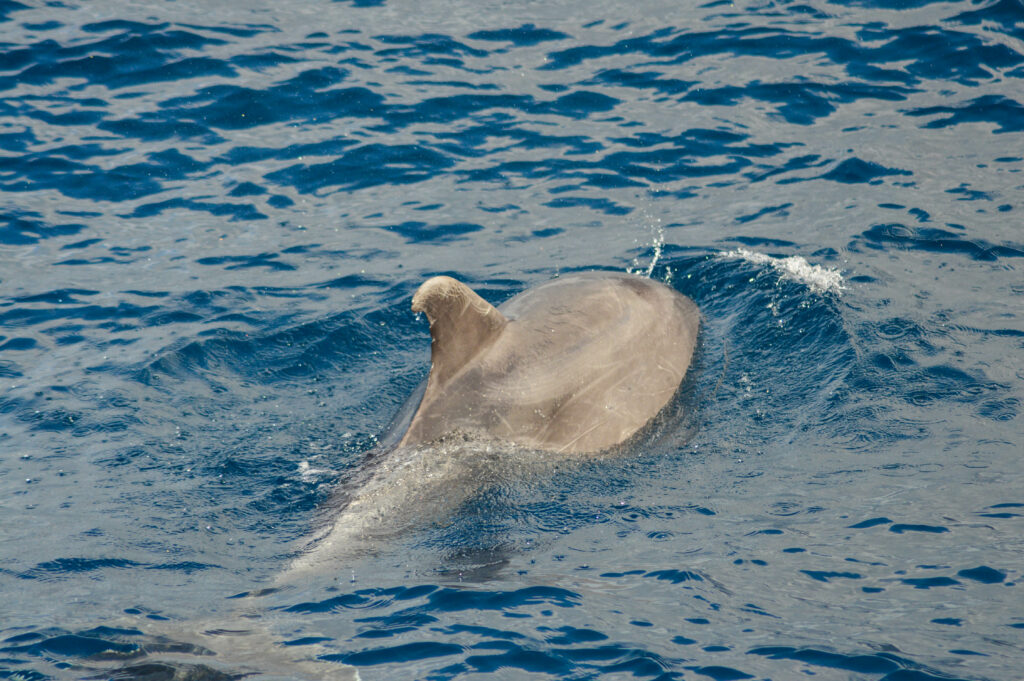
[400,272,700,453]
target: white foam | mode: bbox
[297,459,333,482]
[720,248,845,295]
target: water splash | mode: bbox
[720,248,844,295]
[628,224,666,280]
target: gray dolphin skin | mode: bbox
[402,272,700,453]
[281,272,700,580]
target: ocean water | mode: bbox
[1,0,1022,679]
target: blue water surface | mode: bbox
[1,0,1022,679]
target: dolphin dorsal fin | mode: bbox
[412,276,508,389]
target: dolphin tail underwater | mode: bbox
[280,271,700,581]
[93,609,363,681]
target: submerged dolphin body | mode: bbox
[281,272,700,580]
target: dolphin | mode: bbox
[121,274,699,681]
[280,272,700,580]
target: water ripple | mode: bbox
[1,2,1021,680]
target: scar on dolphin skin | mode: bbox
[281,271,701,579]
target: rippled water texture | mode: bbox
[1,0,1022,679]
